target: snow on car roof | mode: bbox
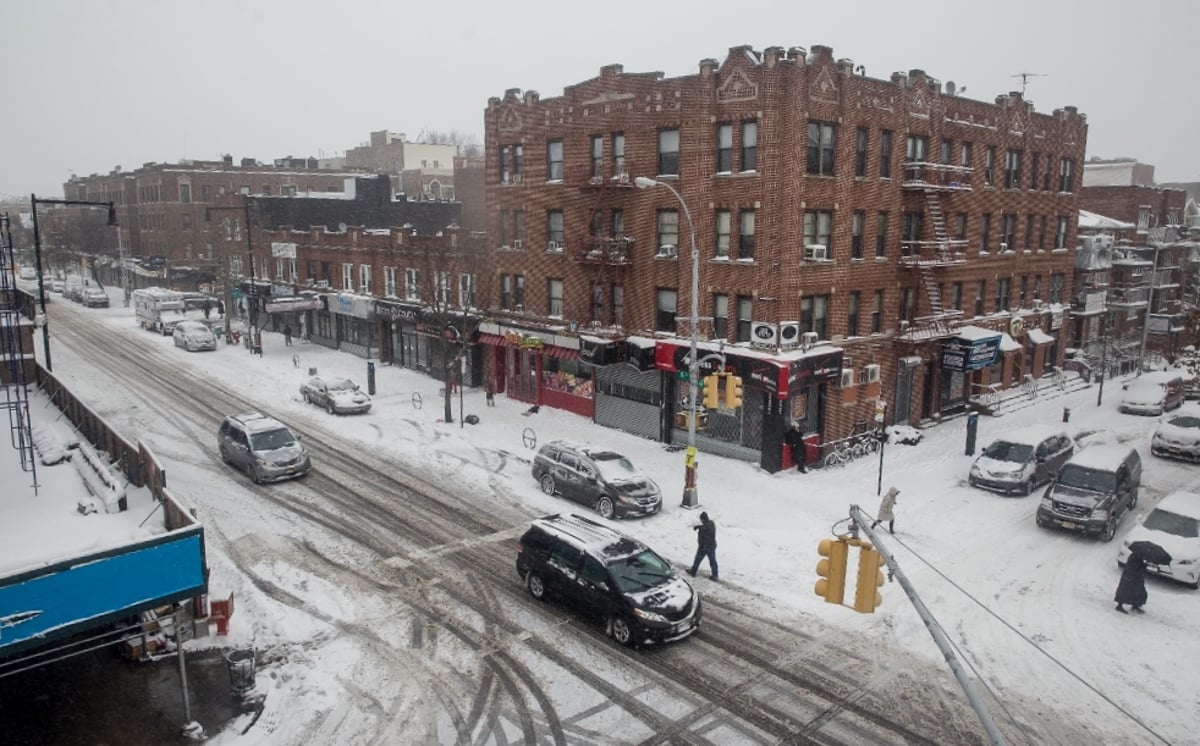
[989,424,1067,447]
[1155,491,1200,520]
[534,513,646,559]
[1065,444,1133,470]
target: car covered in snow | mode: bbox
[172,320,217,352]
[1117,491,1200,589]
[531,440,662,519]
[1150,412,1200,462]
[299,375,372,415]
[968,425,1074,496]
[81,287,110,307]
[1120,373,1185,416]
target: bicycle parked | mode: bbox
[821,421,882,468]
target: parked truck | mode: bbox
[133,287,186,335]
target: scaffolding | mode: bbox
[0,212,38,486]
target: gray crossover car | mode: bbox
[531,440,662,519]
[218,412,311,483]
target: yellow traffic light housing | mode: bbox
[853,545,886,613]
[702,374,721,409]
[815,537,849,604]
[725,374,744,409]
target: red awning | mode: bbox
[477,333,507,346]
[543,346,580,361]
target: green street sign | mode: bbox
[677,370,690,381]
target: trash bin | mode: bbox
[965,412,979,456]
[1062,407,1071,423]
[367,361,376,396]
[226,649,257,696]
[308,366,318,377]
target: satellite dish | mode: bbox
[945,80,957,96]
[337,222,347,232]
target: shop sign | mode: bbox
[270,242,297,258]
[375,302,423,322]
[941,336,1001,372]
[331,292,376,320]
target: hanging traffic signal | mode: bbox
[702,374,721,409]
[815,537,849,604]
[853,545,886,613]
[725,374,744,409]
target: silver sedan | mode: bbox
[300,376,372,415]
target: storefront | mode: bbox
[593,337,663,441]
[476,322,592,418]
[263,294,322,340]
[375,300,428,371]
[323,292,379,358]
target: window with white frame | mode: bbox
[741,120,757,171]
[657,209,679,254]
[435,271,450,305]
[384,267,397,297]
[405,268,419,301]
[546,140,564,181]
[715,209,731,258]
[1137,206,1151,232]
[804,209,833,255]
[656,288,677,332]
[590,135,603,179]
[360,264,372,294]
[1058,158,1074,192]
[713,293,729,339]
[547,210,564,249]
[716,123,733,173]
[547,278,564,317]
[342,263,353,291]
[612,284,624,326]
[1005,150,1022,189]
[807,121,837,175]
[612,132,625,177]
[458,273,475,307]
[738,209,755,260]
[1055,216,1069,249]
[658,129,680,176]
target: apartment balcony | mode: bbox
[1107,286,1150,308]
[574,235,634,264]
[1070,290,1108,316]
[901,162,974,191]
[897,240,970,267]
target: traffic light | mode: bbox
[815,537,849,604]
[725,374,744,409]
[702,374,721,409]
[853,545,886,613]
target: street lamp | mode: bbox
[635,176,700,508]
[29,194,117,372]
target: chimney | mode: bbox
[524,90,540,105]
[222,154,233,167]
[764,46,784,67]
[699,58,718,77]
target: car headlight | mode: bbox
[633,607,667,624]
[1039,498,1053,509]
[969,463,980,476]
[1091,509,1108,521]
[615,494,637,504]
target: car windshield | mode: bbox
[592,452,641,482]
[1056,464,1116,493]
[982,440,1033,463]
[607,549,674,593]
[327,379,357,392]
[250,427,297,451]
[1142,508,1200,538]
[1167,416,1200,430]
[1126,382,1164,400]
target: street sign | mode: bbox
[677,370,690,381]
[875,400,887,423]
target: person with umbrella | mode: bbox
[1115,541,1171,614]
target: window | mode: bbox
[847,291,861,337]
[741,120,757,171]
[181,213,191,230]
[658,129,680,176]
[1136,207,1152,231]
[984,147,995,186]
[514,274,525,308]
[612,284,624,325]
[500,274,512,310]
[713,294,729,339]
[435,271,450,305]
[736,296,753,342]
[656,288,677,332]
[955,213,968,242]
[359,264,372,294]
[1059,158,1075,192]
[180,184,191,203]
[546,140,564,181]
[612,133,625,177]
[975,280,986,316]
[951,281,963,311]
[1034,274,1042,300]
[879,130,893,178]
[384,267,397,297]
[900,287,916,322]
[499,146,510,184]
[738,209,756,260]
[1019,275,1028,307]
[514,209,525,244]
[901,212,923,255]
[803,210,831,256]
[851,211,864,259]
[714,210,731,258]
[514,144,524,180]
[980,214,992,253]
[459,273,475,307]
[611,209,624,239]
[940,140,953,165]
[1001,214,1017,250]
[1024,215,1034,251]
[995,277,1010,311]
[547,210,564,248]
[1049,273,1065,303]
[807,121,837,175]
[800,295,829,339]
[1055,216,1069,249]
[589,282,604,322]
[905,134,927,163]
[871,290,884,333]
[262,185,270,195]
[405,268,419,301]
[590,135,603,179]
[342,263,354,291]
[1030,153,1040,190]
[201,184,211,201]
[1038,216,1047,251]
[716,124,733,173]
[1005,150,1022,189]
[855,127,869,177]
[548,279,564,317]
[876,211,889,258]
[657,209,679,254]
[961,141,973,169]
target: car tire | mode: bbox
[219,445,231,464]
[303,392,311,405]
[610,615,637,648]
[1100,517,1117,543]
[1020,479,1033,497]
[327,401,336,415]
[526,571,546,601]
[539,474,556,496]
[250,465,263,485]
[1035,513,1048,529]
[596,496,615,520]
[1129,492,1139,510]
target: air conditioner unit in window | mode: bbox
[1033,299,1043,310]
[315,280,330,289]
[863,364,881,383]
[547,240,561,252]
[656,244,678,258]
[899,319,910,332]
[840,369,855,388]
[750,321,778,348]
[800,331,819,348]
[999,242,1012,253]
[779,321,801,348]
[805,244,828,260]
[511,174,523,184]
[514,304,524,313]
[512,239,523,250]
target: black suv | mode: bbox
[516,514,701,647]
[530,440,662,519]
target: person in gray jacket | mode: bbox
[871,487,899,534]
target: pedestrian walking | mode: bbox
[485,380,496,406]
[283,324,293,346]
[784,421,808,473]
[1114,551,1148,614]
[871,486,900,534]
[688,511,718,580]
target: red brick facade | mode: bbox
[1079,184,1186,238]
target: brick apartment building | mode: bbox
[484,43,1087,472]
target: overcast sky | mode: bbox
[5,0,1198,199]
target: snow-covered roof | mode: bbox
[1028,328,1055,345]
[1155,491,1200,520]
[1079,209,1135,231]
[999,333,1021,352]
[1068,444,1134,470]
[956,324,1001,342]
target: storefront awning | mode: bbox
[543,347,580,361]
[477,333,507,346]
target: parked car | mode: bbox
[217,412,310,484]
[1151,412,1200,462]
[81,288,110,308]
[49,278,65,294]
[515,513,701,647]
[172,320,217,352]
[299,376,372,415]
[1036,445,1142,542]
[1120,373,1185,416]
[968,425,1074,496]
[1117,491,1200,589]
[531,440,662,519]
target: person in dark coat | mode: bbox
[1114,552,1148,614]
[283,324,293,346]
[688,512,718,580]
[784,421,808,473]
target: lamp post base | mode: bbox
[681,455,699,509]
[681,486,699,509]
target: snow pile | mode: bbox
[70,441,126,513]
[31,421,78,465]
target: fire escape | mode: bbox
[898,161,973,341]
[0,214,37,481]
[575,171,635,330]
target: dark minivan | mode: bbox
[516,514,700,647]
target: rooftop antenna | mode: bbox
[1010,71,1046,95]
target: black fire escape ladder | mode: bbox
[0,213,38,480]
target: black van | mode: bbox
[515,514,700,647]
